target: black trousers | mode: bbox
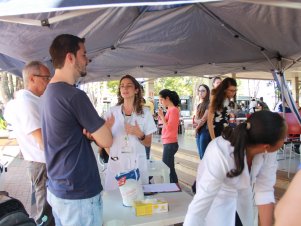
[162,142,179,183]
[235,212,243,226]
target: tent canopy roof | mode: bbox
[0,0,301,83]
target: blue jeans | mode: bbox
[196,127,211,159]
[47,189,103,226]
[162,142,179,183]
[145,146,151,160]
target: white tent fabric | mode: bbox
[0,1,301,83]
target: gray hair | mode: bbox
[22,61,44,88]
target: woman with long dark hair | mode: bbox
[158,89,180,183]
[195,84,211,159]
[104,75,157,191]
[208,77,237,139]
[184,111,287,226]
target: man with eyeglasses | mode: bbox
[9,61,54,225]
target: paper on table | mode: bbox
[143,183,181,193]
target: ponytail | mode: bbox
[223,111,286,178]
[223,123,249,178]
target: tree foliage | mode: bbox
[107,80,119,94]
[154,76,201,97]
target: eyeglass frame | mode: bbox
[33,74,51,81]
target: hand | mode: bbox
[105,114,115,130]
[125,121,144,138]
[195,129,198,138]
[158,108,164,118]
[83,128,94,141]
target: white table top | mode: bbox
[103,189,192,226]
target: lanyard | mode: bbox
[121,105,134,146]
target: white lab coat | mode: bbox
[184,136,277,226]
[104,105,157,191]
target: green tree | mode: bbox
[154,76,198,97]
[107,80,119,95]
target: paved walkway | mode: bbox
[0,139,33,215]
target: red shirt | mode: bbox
[161,106,179,144]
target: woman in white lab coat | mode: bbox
[104,75,157,191]
[184,111,287,226]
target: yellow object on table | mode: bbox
[134,199,169,216]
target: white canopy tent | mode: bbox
[0,0,301,84]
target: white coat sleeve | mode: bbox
[253,152,277,205]
[183,140,229,226]
[143,108,157,135]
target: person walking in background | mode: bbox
[184,111,287,226]
[41,34,112,226]
[207,77,237,139]
[258,97,270,111]
[212,76,222,89]
[103,75,157,190]
[158,89,180,183]
[194,84,211,159]
[249,98,257,113]
[9,61,54,225]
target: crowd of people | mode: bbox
[2,33,300,226]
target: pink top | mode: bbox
[161,106,179,144]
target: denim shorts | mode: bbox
[47,189,103,226]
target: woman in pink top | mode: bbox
[158,89,180,183]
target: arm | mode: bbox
[253,153,278,226]
[92,124,113,148]
[196,110,209,130]
[275,170,301,226]
[207,106,215,139]
[258,203,274,226]
[184,141,227,225]
[30,128,44,151]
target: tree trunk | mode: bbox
[0,72,24,103]
[8,73,14,98]
[0,72,11,104]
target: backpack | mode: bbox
[0,191,36,226]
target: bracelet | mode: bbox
[138,134,146,141]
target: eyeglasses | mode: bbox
[34,74,51,81]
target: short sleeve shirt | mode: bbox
[41,82,105,199]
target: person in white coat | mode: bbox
[184,111,287,226]
[104,74,157,191]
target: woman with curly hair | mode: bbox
[207,77,237,139]
[103,75,157,191]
